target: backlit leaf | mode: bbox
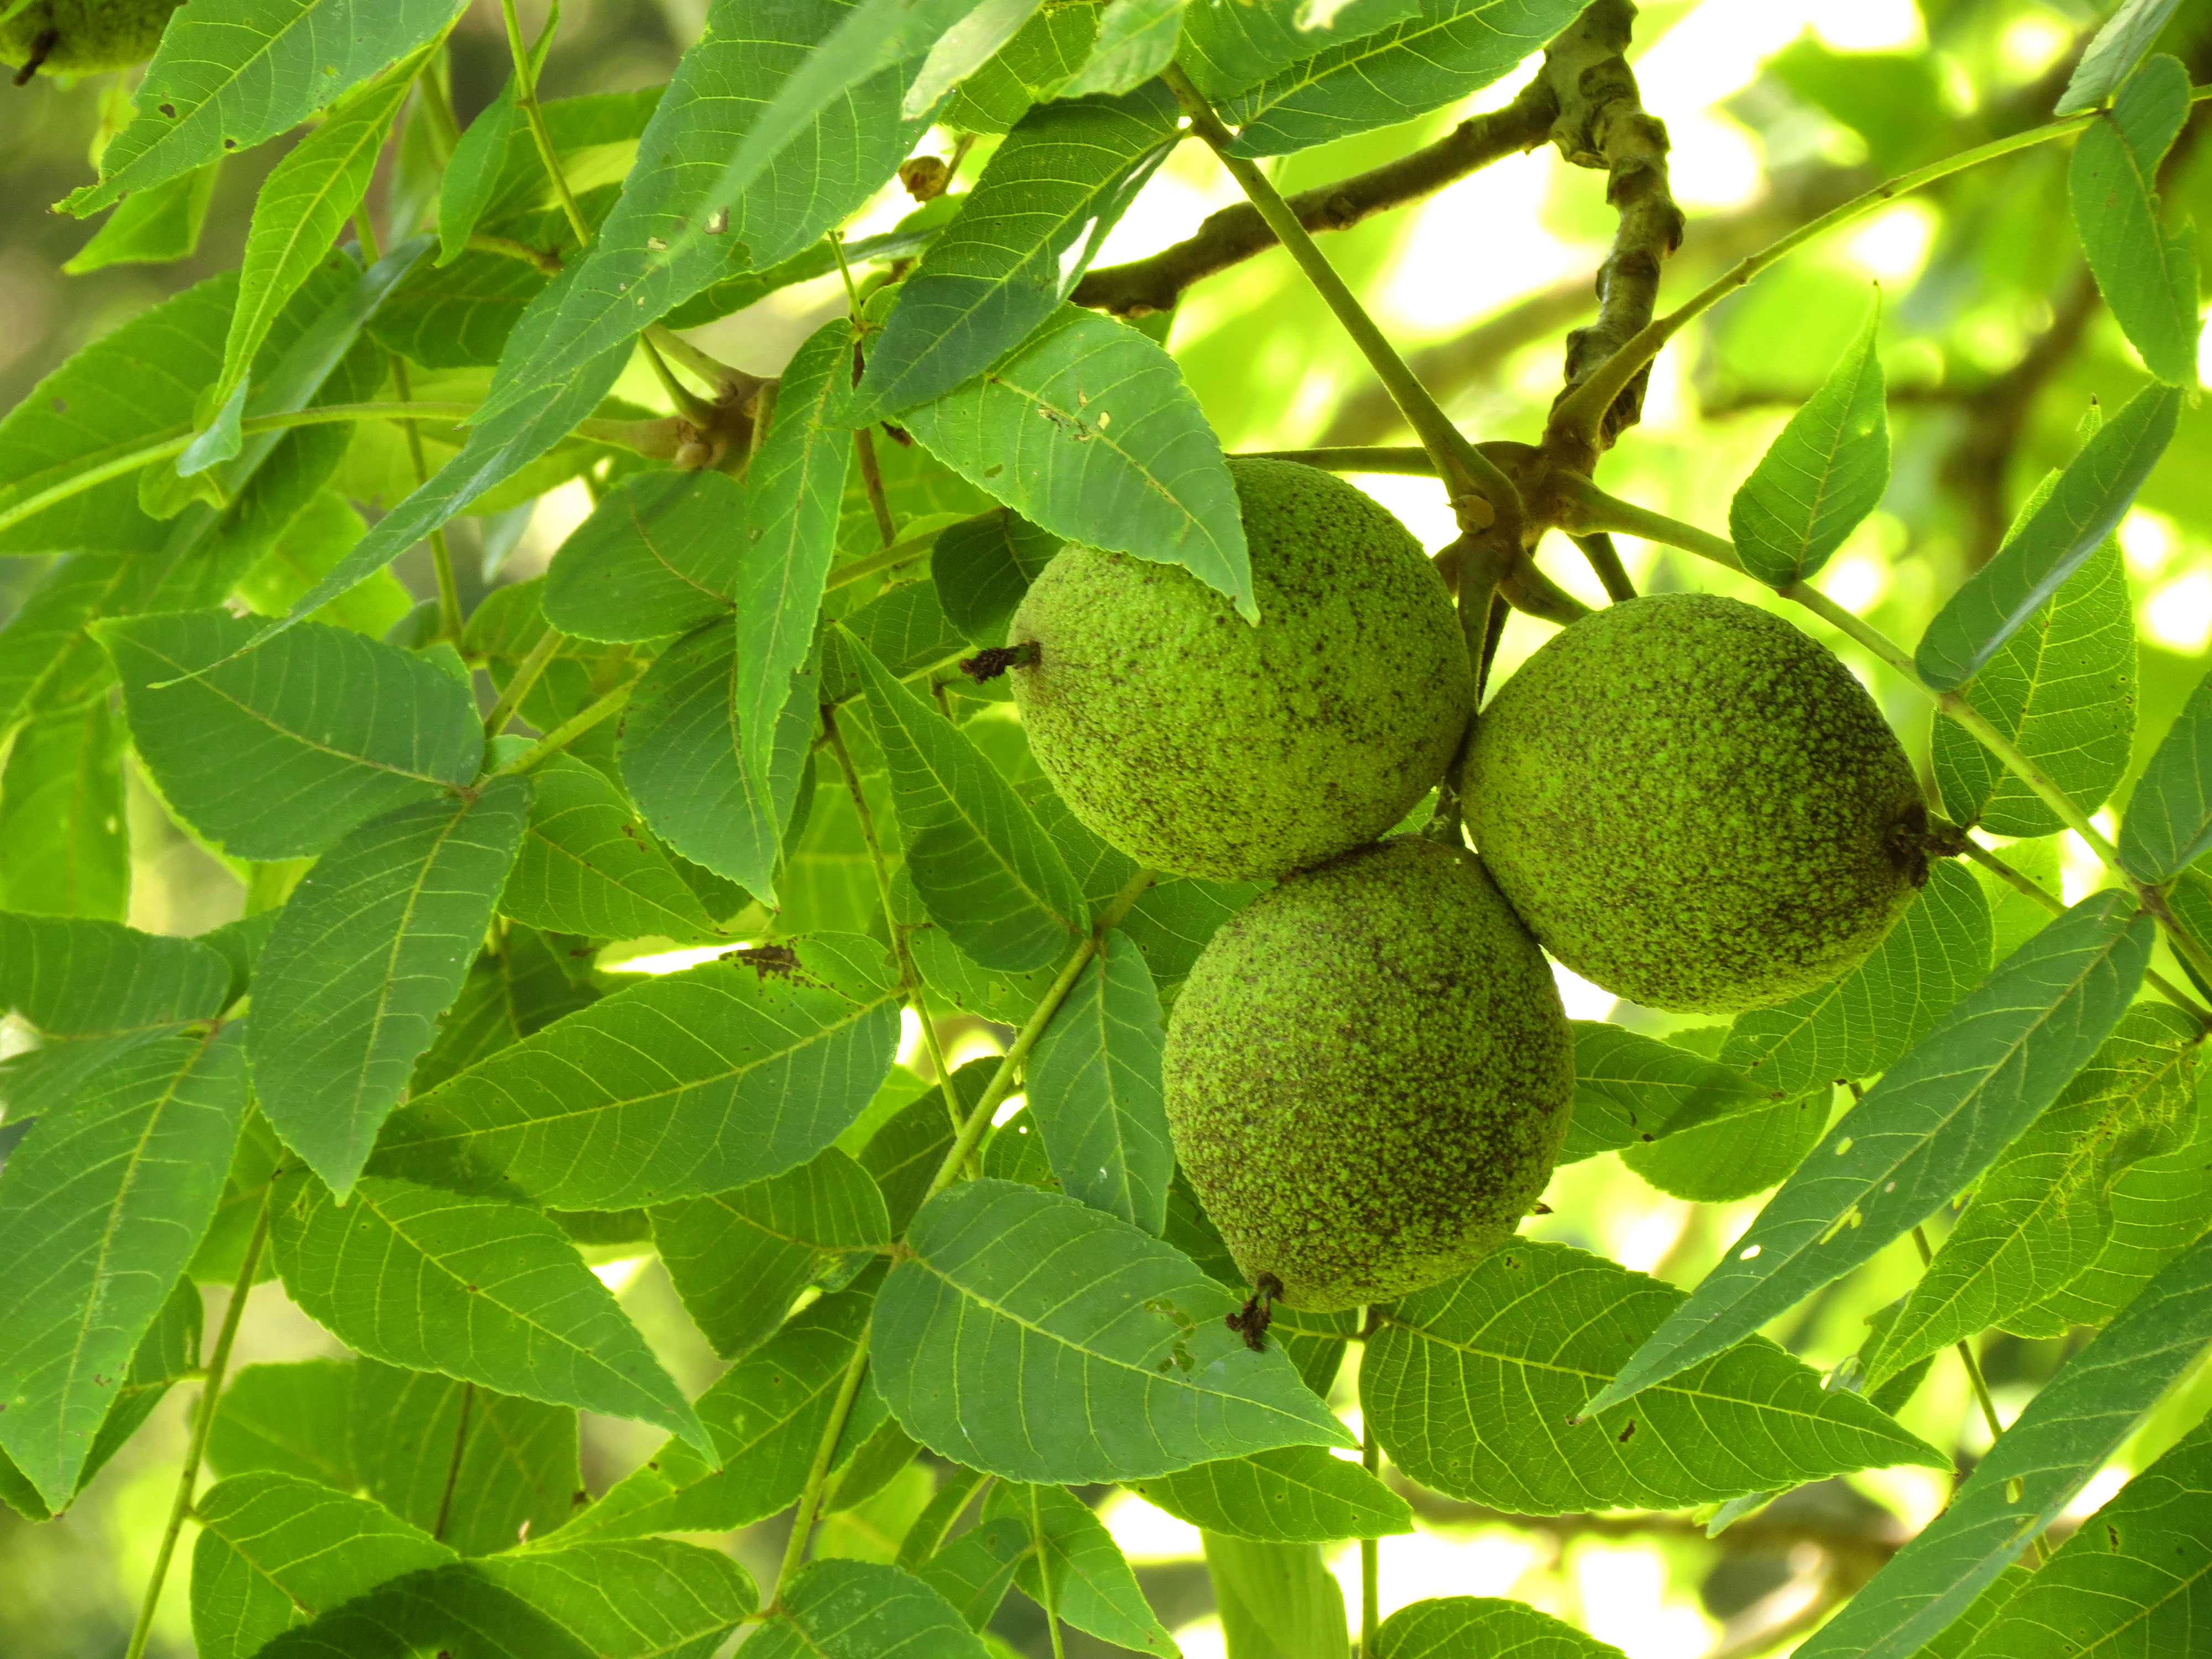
[1721,862,1993,1097]
[1375,1597,1627,1659]
[541,469,741,645]
[2057,0,2187,113]
[0,700,128,922]
[351,1359,580,1557]
[1025,932,1173,1232]
[841,82,1180,423]
[473,1538,755,1654]
[1586,894,2154,1418]
[64,0,470,215]
[899,305,1253,616]
[1794,1230,2212,1659]
[0,1024,248,1509]
[1729,292,1889,587]
[745,1558,988,1659]
[207,1359,359,1491]
[2119,662,2212,881]
[1916,383,2178,692]
[619,614,816,904]
[1363,1240,1943,1514]
[372,935,900,1209]
[97,610,483,860]
[2069,53,2199,385]
[1130,1444,1412,1543]
[270,1170,707,1451]
[1560,1020,1776,1164]
[847,627,1084,971]
[191,1471,456,1659]
[1203,1533,1350,1659]
[735,322,852,801]
[872,1179,1354,1484]
[251,780,530,1198]
[984,1481,1177,1656]
[650,1146,890,1358]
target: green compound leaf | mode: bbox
[746,1558,989,1659]
[206,1360,359,1491]
[0,911,229,1037]
[841,83,1178,424]
[872,1179,1354,1484]
[734,321,852,802]
[1932,501,2135,838]
[64,0,468,214]
[619,614,816,905]
[435,12,556,265]
[1130,1444,1413,1543]
[1870,1001,2203,1385]
[932,507,1062,643]
[1375,1596,1627,1658]
[983,1481,1177,1656]
[206,51,424,458]
[472,1539,757,1656]
[846,626,1085,971]
[1062,0,1183,97]
[1203,1532,1350,1659]
[651,1146,891,1359]
[0,1267,201,1522]
[270,336,630,641]
[96,609,483,860]
[1956,1414,2212,1658]
[1024,931,1173,1232]
[1796,1230,2212,1659]
[251,779,530,1199]
[373,935,901,1209]
[269,1171,707,1452]
[1916,382,2178,692]
[1729,291,1889,587]
[64,163,221,276]
[2120,663,2212,882]
[2070,54,2199,387]
[2057,0,2187,113]
[1218,0,1588,159]
[541,470,742,645]
[1178,0,1420,99]
[498,757,728,945]
[917,1515,1030,1629]
[1587,893,2154,1418]
[550,1284,876,1544]
[1721,859,1993,1098]
[1559,1020,1777,1164]
[899,304,1253,617]
[247,1562,592,1659]
[351,1360,580,1559]
[0,1024,248,1510]
[1363,1240,1942,1515]
[190,1471,456,1659]
[473,0,930,433]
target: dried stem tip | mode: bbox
[959,641,1041,682]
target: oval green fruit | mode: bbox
[1008,458,1472,882]
[1163,837,1573,1311]
[1467,592,1931,1016]
[2,0,179,78]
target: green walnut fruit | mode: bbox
[2,0,179,80]
[1467,591,1933,1016]
[1164,836,1573,1311]
[1008,458,1472,882]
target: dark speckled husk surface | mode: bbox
[1008,458,1473,882]
[1164,837,1574,1311]
[1468,592,1927,1016]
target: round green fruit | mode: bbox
[2,0,179,79]
[1467,591,1931,1016]
[1008,458,1472,883]
[1163,836,1573,1311]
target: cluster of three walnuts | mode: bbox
[1007,460,1929,1312]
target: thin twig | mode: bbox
[430,1382,476,1542]
[771,1340,875,1601]
[124,1182,272,1659]
[1161,62,1522,542]
[492,678,634,775]
[823,704,962,1135]
[483,625,565,735]
[1072,77,1559,317]
[1360,1404,1381,1657]
[1031,1486,1069,1659]
[498,0,591,247]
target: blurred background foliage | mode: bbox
[1,1,2208,1655]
